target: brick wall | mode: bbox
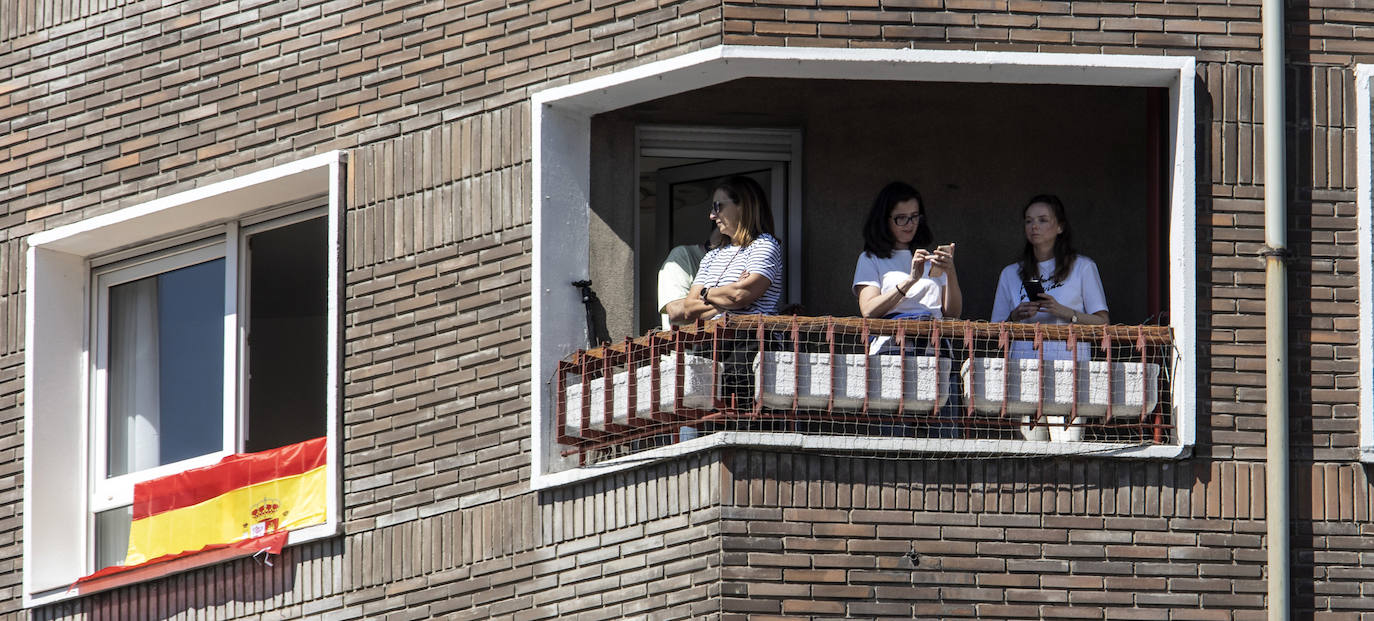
[718,451,1374,619]
[28,453,721,620]
[344,109,534,528]
[0,0,1373,617]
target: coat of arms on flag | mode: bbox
[77,437,328,586]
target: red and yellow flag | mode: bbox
[124,436,329,566]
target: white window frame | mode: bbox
[89,239,236,519]
[530,46,1198,490]
[23,152,345,606]
[1356,65,1374,463]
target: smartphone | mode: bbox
[928,243,955,277]
[1022,277,1045,300]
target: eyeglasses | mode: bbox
[710,200,731,216]
[890,213,923,227]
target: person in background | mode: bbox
[991,194,1109,360]
[657,226,718,329]
[852,181,962,321]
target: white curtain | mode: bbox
[93,506,131,569]
[108,277,160,477]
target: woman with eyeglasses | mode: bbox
[852,181,962,320]
[679,176,783,321]
[852,181,962,439]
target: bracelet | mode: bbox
[897,283,911,296]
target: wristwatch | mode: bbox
[1070,312,1078,324]
[700,287,710,303]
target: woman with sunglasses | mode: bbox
[679,176,783,321]
[673,176,782,422]
[852,181,961,321]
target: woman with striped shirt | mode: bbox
[676,175,782,418]
[679,176,783,321]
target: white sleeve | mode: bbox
[852,253,879,295]
[657,261,693,314]
[1078,257,1109,314]
[990,265,1018,323]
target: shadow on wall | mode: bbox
[1285,43,1322,617]
[1191,72,1216,465]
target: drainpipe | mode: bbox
[1262,0,1290,616]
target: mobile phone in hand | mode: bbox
[1022,277,1045,300]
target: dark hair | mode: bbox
[861,181,933,258]
[1017,194,1078,284]
[713,176,775,248]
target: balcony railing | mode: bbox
[553,316,1176,467]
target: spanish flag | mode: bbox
[77,437,329,587]
[124,436,329,565]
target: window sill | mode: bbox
[26,521,340,608]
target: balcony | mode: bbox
[552,316,1177,468]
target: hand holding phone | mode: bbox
[1022,277,1045,300]
[929,243,955,277]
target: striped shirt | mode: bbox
[693,233,783,316]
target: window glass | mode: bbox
[245,217,328,453]
[91,213,328,571]
[106,258,225,477]
[93,506,131,571]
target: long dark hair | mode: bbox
[861,181,933,258]
[713,176,774,248]
[1017,194,1078,284]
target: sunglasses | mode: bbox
[890,213,923,227]
[710,199,731,216]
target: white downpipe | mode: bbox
[1262,0,1290,616]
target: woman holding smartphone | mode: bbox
[852,181,962,438]
[991,194,1109,358]
[852,181,962,320]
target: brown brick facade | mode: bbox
[2,0,1373,617]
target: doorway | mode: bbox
[635,126,802,333]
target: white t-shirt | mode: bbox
[851,250,948,318]
[657,244,706,328]
[991,255,1108,361]
[693,233,784,316]
[991,255,1108,324]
